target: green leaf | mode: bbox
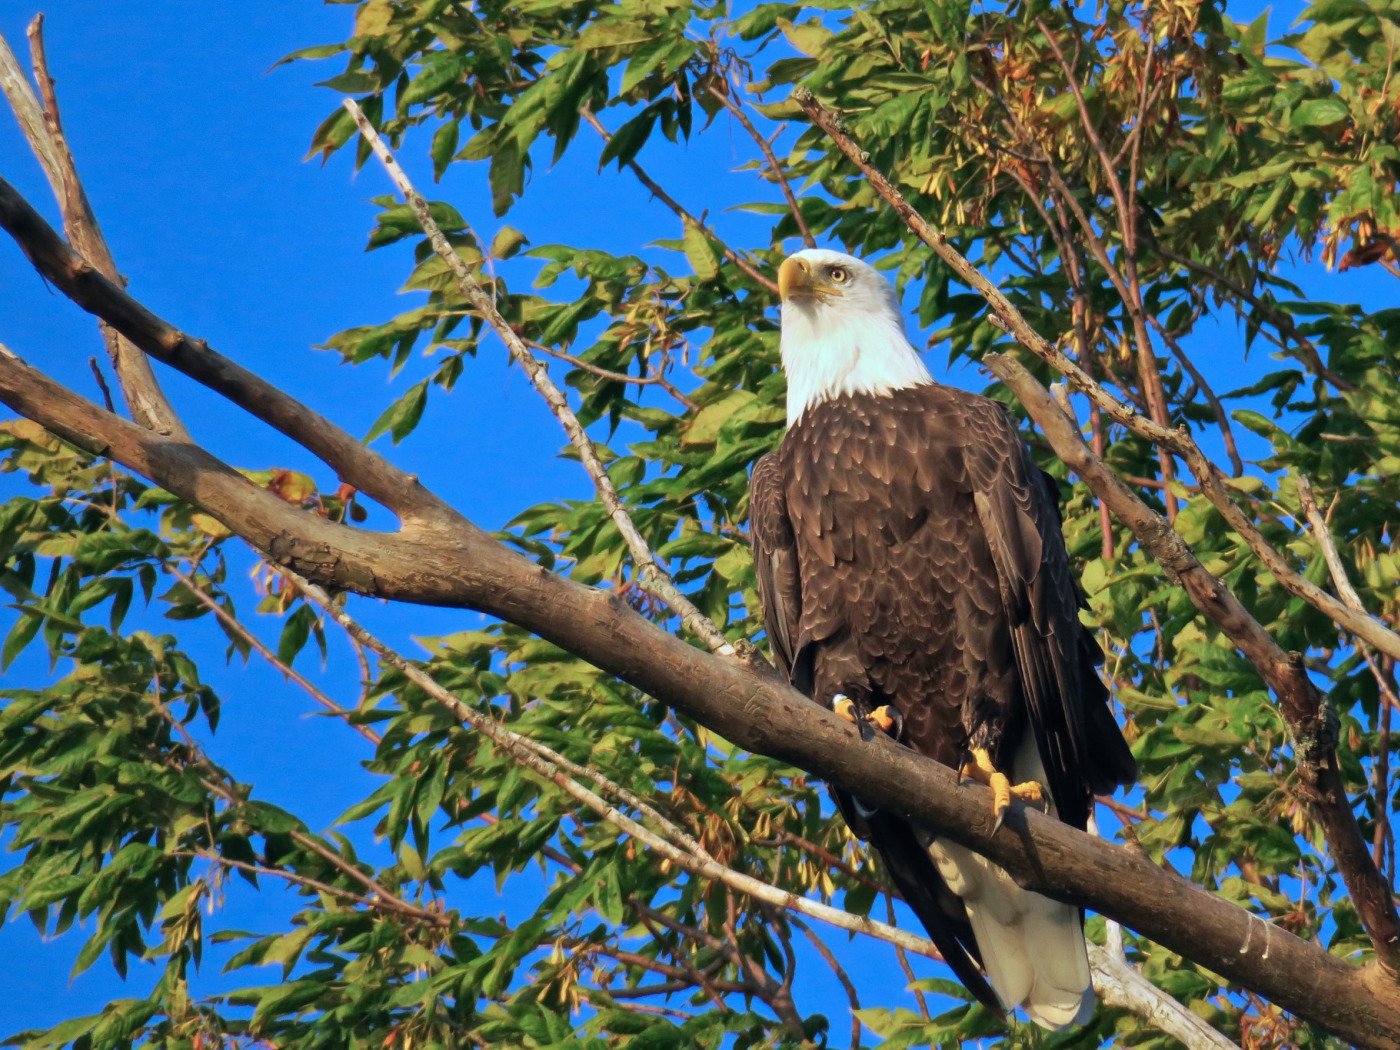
[681,220,720,281]
[364,379,430,445]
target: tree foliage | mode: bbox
[2,0,1400,1048]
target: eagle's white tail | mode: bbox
[922,735,1093,1029]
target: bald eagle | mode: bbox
[749,249,1137,1028]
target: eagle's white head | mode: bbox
[777,248,931,426]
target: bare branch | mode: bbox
[0,174,456,527]
[1297,476,1367,614]
[344,99,737,658]
[0,19,187,438]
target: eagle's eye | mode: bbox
[828,266,849,283]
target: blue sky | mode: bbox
[0,0,1393,1039]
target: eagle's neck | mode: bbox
[780,303,932,427]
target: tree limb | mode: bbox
[0,343,1393,1043]
[0,19,187,438]
[0,174,456,528]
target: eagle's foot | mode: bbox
[832,697,902,741]
[960,748,1044,832]
[869,705,903,738]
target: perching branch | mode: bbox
[343,99,736,659]
[282,565,955,963]
[0,179,1398,1044]
[0,19,187,439]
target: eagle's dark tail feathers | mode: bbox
[834,790,1002,1017]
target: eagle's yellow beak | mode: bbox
[778,256,840,301]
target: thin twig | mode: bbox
[534,340,697,410]
[175,850,418,918]
[1149,314,1244,477]
[164,560,382,745]
[581,107,780,295]
[87,356,114,414]
[1296,476,1367,615]
[791,916,860,1048]
[1151,241,1354,392]
[885,888,930,1020]
[344,98,736,658]
[147,691,440,926]
[706,84,816,248]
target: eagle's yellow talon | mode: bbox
[962,748,1043,825]
[869,705,896,732]
[833,695,858,723]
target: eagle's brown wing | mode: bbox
[961,396,1137,829]
[749,451,805,686]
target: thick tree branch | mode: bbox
[0,174,455,528]
[343,99,736,658]
[0,20,187,438]
[986,351,1400,979]
[0,346,1394,1044]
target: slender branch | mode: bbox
[176,850,430,921]
[164,560,382,746]
[978,53,1180,517]
[885,889,929,1020]
[0,19,187,438]
[1296,476,1367,614]
[581,108,780,294]
[1149,314,1244,477]
[147,690,441,926]
[343,99,736,658]
[706,84,816,249]
[1151,241,1354,392]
